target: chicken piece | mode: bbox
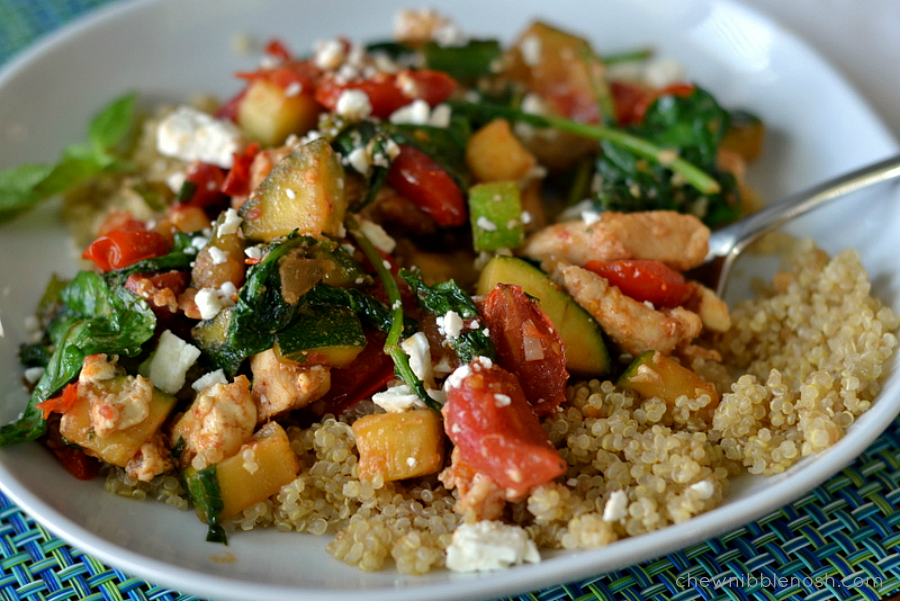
[685,283,731,333]
[250,349,331,423]
[170,375,257,470]
[439,448,525,522]
[550,261,702,356]
[522,211,709,272]
[125,433,174,482]
[78,354,153,438]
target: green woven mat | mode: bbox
[2,1,900,600]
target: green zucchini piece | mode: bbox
[183,464,227,543]
[476,255,609,377]
[274,305,367,367]
[239,138,347,242]
[468,181,525,252]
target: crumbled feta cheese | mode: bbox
[217,208,243,236]
[436,310,464,339]
[445,356,492,390]
[429,104,452,128]
[242,448,259,475]
[347,146,372,176]
[139,330,201,395]
[401,332,433,384]
[191,235,210,250]
[314,38,346,70]
[244,246,264,261]
[582,209,601,225]
[372,384,426,413]
[643,57,685,89]
[602,490,629,522]
[494,393,511,407]
[389,99,431,125]
[358,219,396,253]
[195,282,238,320]
[335,89,372,121]
[406,456,418,468]
[165,171,186,193]
[519,35,542,67]
[207,246,228,265]
[191,369,229,392]
[156,106,243,168]
[520,92,547,115]
[446,521,540,572]
[24,366,45,384]
[284,81,303,97]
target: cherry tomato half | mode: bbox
[481,284,568,416]
[584,259,694,308]
[314,69,457,119]
[82,229,171,272]
[443,359,566,494]
[386,144,466,227]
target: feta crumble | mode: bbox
[358,219,396,253]
[335,89,372,121]
[191,369,228,392]
[156,106,243,169]
[138,330,201,395]
[446,521,540,572]
[602,490,629,522]
[195,282,238,320]
[372,383,426,413]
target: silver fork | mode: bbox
[696,153,900,297]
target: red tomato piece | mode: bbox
[443,359,567,494]
[481,284,568,416]
[82,229,171,272]
[178,162,228,212]
[385,144,466,227]
[584,259,695,308]
[237,59,322,92]
[264,38,293,62]
[222,142,261,197]
[314,69,457,119]
[36,383,79,420]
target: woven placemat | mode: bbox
[2,1,900,600]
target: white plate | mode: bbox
[1,1,899,600]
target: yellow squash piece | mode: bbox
[237,79,320,147]
[618,350,719,411]
[215,421,301,519]
[353,410,445,482]
[60,377,176,467]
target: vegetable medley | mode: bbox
[2,9,893,574]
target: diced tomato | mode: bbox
[545,89,602,124]
[443,359,566,494]
[237,59,322,92]
[222,142,261,197]
[584,259,695,308]
[177,162,228,212]
[314,69,457,119]
[386,144,466,227]
[318,332,396,414]
[40,413,100,481]
[36,383,79,419]
[481,284,568,416]
[83,229,171,272]
[612,82,695,126]
[96,211,146,236]
[264,38,293,62]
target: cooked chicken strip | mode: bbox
[522,210,709,271]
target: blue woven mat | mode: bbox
[2,2,900,600]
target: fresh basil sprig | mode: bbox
[0,93,138,222]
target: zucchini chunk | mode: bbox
[468,181,525,252]
[240,138,347,241]
[274,306,367,367]
[477,255,610,377]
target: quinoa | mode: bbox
[102,240,897,573]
